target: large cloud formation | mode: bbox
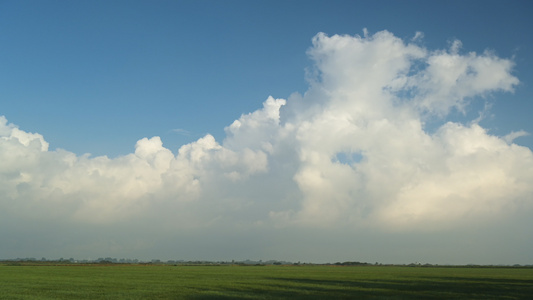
[1,30,532,263]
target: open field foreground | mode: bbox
[1,264,532,299]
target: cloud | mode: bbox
[504,130,529,144]
[1,30,532,262]
[171,128,191,136]
[411,31,424,42]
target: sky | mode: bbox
[1,0,532,264]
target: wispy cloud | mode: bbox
[504,130,530,144]
[171,128,191,136]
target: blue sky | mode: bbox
[1,1,533,264]
[2,0,531,156]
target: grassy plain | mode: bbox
[0,264,532,299]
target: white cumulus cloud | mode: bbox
[1,30,531,262]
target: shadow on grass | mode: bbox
[190,276,533,299]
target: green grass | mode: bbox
[0,264,532,299]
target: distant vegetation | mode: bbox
[2,257,532,268]
[0,257,294,266]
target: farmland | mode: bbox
[1,263,532,299]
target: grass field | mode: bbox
[1,264,532,299]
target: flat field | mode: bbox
[0,264,532,299]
